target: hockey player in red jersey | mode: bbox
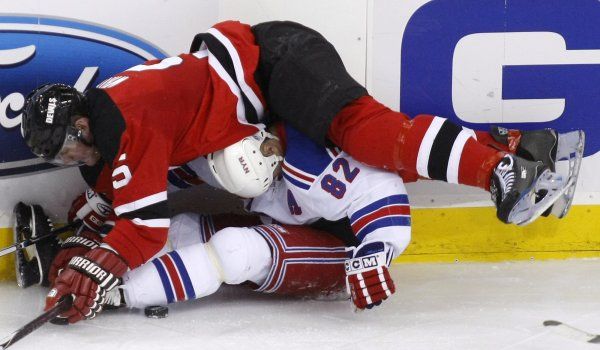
[96,122,575,313]
[20,20,582,323]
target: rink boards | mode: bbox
[2,204,600,279]
[1,0,599,280]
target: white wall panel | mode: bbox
[218,0,367,85]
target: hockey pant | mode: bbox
[123,213,347,308]
[249,21,505,191]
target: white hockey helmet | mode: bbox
[208,130,283,198]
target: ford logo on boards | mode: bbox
[0,16,167,177]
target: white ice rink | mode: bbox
[1,260,599,350]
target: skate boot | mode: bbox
[490,126,585,218]
[13,202,60,288]
[490,154,571,225]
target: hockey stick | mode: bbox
[0,295,73,349]
[543,320,600,344]
[0,220,80,259]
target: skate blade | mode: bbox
[12,202,32,240]
[12,203,45,288]
[508,170,571,226]
[551,130,585,218]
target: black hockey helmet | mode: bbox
[21,83,88,162]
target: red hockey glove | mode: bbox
[45,245,128,324]
[68,188,114,232]
[48,228,103,285]
[345,241,395,310]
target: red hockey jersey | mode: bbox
[88,21,265,268]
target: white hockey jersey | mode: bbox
[168,124,412,257]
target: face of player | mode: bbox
[53,117,101,166]
[260,136,284,178]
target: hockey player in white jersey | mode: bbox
[108,123,410,312]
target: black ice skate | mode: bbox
[490,154,571,225]
[490,127,585,219]
[13,202,60,288]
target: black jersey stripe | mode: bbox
[427,120,463,182]
[195,33,259,124]
[119,200,170,221]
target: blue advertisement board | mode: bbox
[0,16,166,177]
[401,0,599,156]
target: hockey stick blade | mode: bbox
[0,220,80,259]
[0,295,73,349]
[543,320,600,344]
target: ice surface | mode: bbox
[1,260,599,350]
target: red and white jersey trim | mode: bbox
[446,130,473,184]
[281,160,316,188]
[132,218,171,228]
